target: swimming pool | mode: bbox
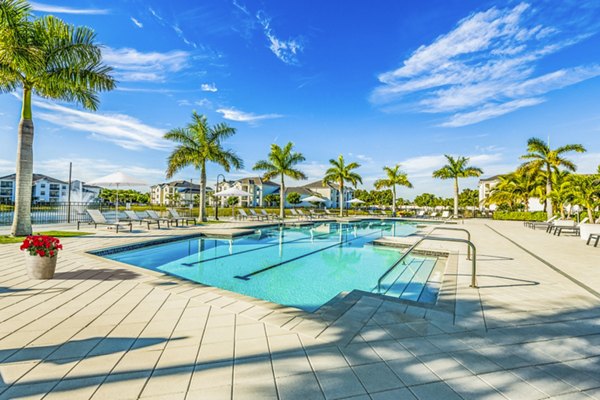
[101,220,443,311]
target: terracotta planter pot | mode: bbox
[25,254,57,279]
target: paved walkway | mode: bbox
[0,219,599,399]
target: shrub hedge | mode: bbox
[492,211,547,221]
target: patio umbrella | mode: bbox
[347,198,365,204]
[88,172,147,222]
[303,195,327,203]
[213,187,252,218]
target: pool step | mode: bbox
[400,258,437,302]
[380,258,425,298]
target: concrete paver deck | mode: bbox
[0,219,599,399]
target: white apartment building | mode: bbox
[150,180,214,206]
[214,177,280,207]
[291,181,355,208]
[0,173,69,203]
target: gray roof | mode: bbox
[236,176,280,186]
[0,173,67,185]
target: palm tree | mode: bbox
[1,1,115,235]
[253,142,307,219]
[323,155,362,217]
[564,175,600,223]
[487,170,543,211]
[374,165,412,217]
[165,112,243,222]
[432,155,483,218]
[520,137,586,219]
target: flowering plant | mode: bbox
[20,235,63,258]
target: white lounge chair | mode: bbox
[167,208,197,226]
[146,210,174,227]
[309,209,326,219]
[249,209,268,221]
[123,210,161,229]
[526,215,557,229]
[554,218,588,236]
[547,219,575,234]
[78,209,132,233]
[260,209,281,221]
[296,209,313,220]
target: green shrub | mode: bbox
[492,211,547,221]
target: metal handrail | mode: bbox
[377,236,477,293]
[429,227,472,259]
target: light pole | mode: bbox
[215,174,225,220]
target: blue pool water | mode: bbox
[103,220,440,311]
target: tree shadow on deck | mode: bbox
[0,299,599,399]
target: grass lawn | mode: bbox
[0,231,94,244]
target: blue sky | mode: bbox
[1,0,599,198]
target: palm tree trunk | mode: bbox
[280,175,285,220]
[587,202,594,224]
[339,181,344,217]
[11,88,34,236]
[199,163,207,222]
[392,185,397,217]
[546,165,553,219]
[453,177,459,218]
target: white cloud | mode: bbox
[256,11,304,65]
[216,107,282,123]
[371,3,600,127]
[130,17,143,28]
[30,2,109,15]
[440,97,545,127]
[33,100,169,151]
[102,47,189,82]
[201,83,218,92]
[0,159,14,175]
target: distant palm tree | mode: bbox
[432,155,483,218]
[1,1,115,235]
[165,112,243,222]
[486,170,543,212]
[323,155,362,217]
[253,142,307,219]
[520,137,586,219]
[564,175,600,223]
[374,165,412,217]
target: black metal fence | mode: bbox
[0,201,195,226]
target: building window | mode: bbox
[40,184,46,188]
[40,191,45,195]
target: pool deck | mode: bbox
[1,219,600,399]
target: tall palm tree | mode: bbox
[487,170,543,212]
[432,155,483,218]
[253,142,307,219]
[323,155,362,217]
[520,137,586,219]
[165,112,243,222]
[1,0,115,235]
[374,165,412,217]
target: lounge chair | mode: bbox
[380,210,388,217]
[309,209,326,219]
[440,211,451,219]
[146,210,175,227]
[238,209,260,221]
[554,218,589,236]
[429,212,438,219]
[587,233,600,247]
[368,210,376,216]
[296,209,314,220]
[248,209,268,221]
[415,210,426,218]
[546,219,575,234]
[123,210,161,229]
[260,209,281,221]
[78,209,132,233]
[167,208,197,226]
[526,215,557,229]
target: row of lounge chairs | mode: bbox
[525,215,600,247]
[77,208,197,233]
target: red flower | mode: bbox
[36,249,45,257]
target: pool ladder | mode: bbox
[376,227,477,293]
